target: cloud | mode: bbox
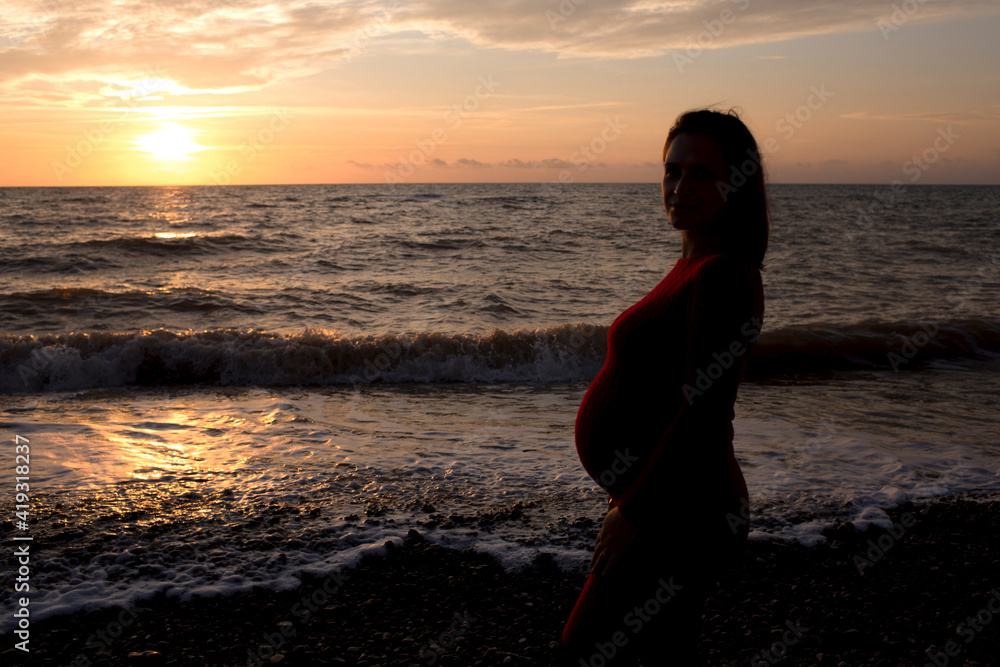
[348,157,490,170]
[2,0,997,104]
[348,155,629,171]
[0,0,376,103]
[417,0,994,58]
[499,157,575,169]
[840,110,999,124]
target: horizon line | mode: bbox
[2,182,999,188]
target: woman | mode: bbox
[561,109,769,665]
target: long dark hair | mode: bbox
[663,108,770,268]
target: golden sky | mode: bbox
[1,0,998,186]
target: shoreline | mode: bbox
[5,492,1000,666]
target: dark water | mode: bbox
[2,183,998,391]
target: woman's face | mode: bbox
[661,132,728,232]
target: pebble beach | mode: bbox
[6,492,999,667]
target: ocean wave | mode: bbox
[377,193,445,202]
[399,238,485,251]
[0,325,605,392]
[62,195,108,204]
[2,319,998,393]
[0,253,119,275]
[747,318,1000,375]
[471,195,552,205]
[66,233,287,255]
[0,286,250,321]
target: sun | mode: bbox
[134,124,203,161]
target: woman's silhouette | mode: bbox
[562,109,770,665]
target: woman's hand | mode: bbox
[589,505,638,578]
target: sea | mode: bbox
[2,182,999,632]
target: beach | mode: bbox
[2,183,999,665]
[3,0,1000,661]
[4,493,998,666]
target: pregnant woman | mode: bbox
[562,109,770,665]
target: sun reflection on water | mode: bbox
[153,231,198,239]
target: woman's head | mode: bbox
[661,108,770,267]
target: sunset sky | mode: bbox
[1,0,998,186]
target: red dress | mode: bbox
[562,251,763,657]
